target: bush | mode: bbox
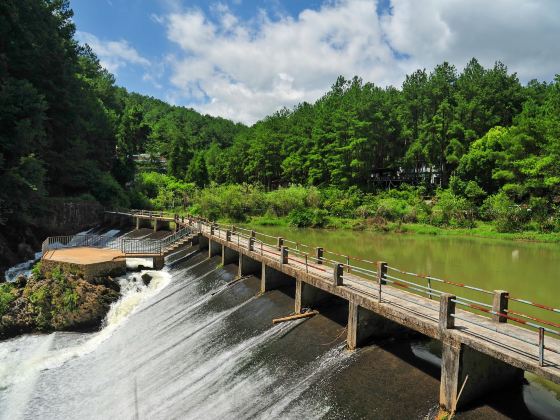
[287,208,328,227]
[321,187,362,218]
[195,184,266,221]
[0,284,16,317]
[483,192,531,232]
[134,171,196,210]
[375,197,413,222]
[431,189,475,227]
[90,171,130,209]
[266,186,310,216]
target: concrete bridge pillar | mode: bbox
[238,253,260,277]
[222,244,238,266]
[198,233,209,251]
[135,217,151,230]
[346,302,404,350]
[261,263,294,293]
[153,256,165,270]
[294,279,332,313]
[438,293,523,412]
[208,239,222,258]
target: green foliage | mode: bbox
[0,0,557,237]
[287,208,328,228]
[482,192,531,232]
[31,261,42,278]
[0,284,16,317]
[266,186,312,216]
[431,189,475,227]
[196,184,266,221]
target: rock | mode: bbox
[14,275,27,288]
[0,271,121,339]
[141,273,152,286]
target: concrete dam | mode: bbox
[1,209,558,419]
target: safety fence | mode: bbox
[175,215,559,368]
[42,226,193,257]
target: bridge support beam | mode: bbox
[198,233,209,251]
[439,340,523,412]
[239,253,261,278]
[208,240,222,258]
[295,279,332,313]
[261,263,294,293]
[135,217,151,230]
[222,245,238,266]
[347,302,404,350]
[153,256,165,270]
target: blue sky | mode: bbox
[71,0,560,124]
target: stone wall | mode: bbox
[39,200,104,235]
[41,259,126,282]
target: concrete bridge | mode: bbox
[75,210,560,411]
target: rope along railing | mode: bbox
[121,211,560,367]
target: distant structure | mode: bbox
[371,165,440,189]
[133,153,167,173]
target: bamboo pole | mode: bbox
[272,310,319,324]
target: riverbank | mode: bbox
[240,215,560,243]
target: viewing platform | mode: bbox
[42,247,126,281]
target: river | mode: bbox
[0,231,559,419]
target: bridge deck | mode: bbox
[204,225,560,384]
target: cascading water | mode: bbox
[1,251,559,419]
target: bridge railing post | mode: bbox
[492,290,509,323]
[333,263,344,286]
[277,237,284,251]
[280,246,288,265]
[315,247,323,264]
[439,293,456,330]
[377,261,387,302]
[538,327,545,367]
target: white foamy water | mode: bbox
[0,255,356,420]
[0,269,171,420]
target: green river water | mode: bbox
[244,225,560,329]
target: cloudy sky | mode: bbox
[72,0,560,124]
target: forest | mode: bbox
[1,0,560,247]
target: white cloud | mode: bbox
[381,0,560,82]
[161,0,560,124]
[77,31,151,74]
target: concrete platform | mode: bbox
[42,247,126,280]
[43,247,125,264]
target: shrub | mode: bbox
[483,192,531,232]
[321,186,362,218]
[287,208,328,227]
[266,186,309,216]
[195,184,266,221]
[375,197,412,222]
[430,189,475,227]
[0,284,16,317]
